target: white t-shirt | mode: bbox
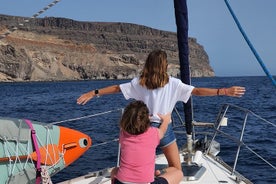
[120,77,194,123]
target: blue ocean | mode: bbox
[1,76,275,184]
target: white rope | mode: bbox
[1,124,65,181]
[35,125,64,167]
[2,136,35,176]
[41,167,53,184]
[3,137,13,176]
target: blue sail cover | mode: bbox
[174,0,193,134]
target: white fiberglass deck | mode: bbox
[58,151,249,184]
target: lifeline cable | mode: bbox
[49,108,123,125]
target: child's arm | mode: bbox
[158,113,171,139]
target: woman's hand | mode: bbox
[225,86,246,97]
[77,91,94,105]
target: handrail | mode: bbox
[208,103,276,174]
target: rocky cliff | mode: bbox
[0,14,214,82]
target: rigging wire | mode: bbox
[224,0,276,87]
[31,0,62,19]
[0,0,62,40]
[92,138,119,148]
[49,108,122,125]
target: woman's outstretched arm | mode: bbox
[77,85,121,105]
[192,86,245,97]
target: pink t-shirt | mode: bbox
[115,127,159,183]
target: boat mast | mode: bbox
[174,0,193,164]
[173,0,193,135]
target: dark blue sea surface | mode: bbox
[0,76,275,184]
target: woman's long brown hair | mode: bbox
[139,50,169,89]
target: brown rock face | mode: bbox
[0,14,214,82]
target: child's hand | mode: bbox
[158,113,171,124]
[157,113,171,139]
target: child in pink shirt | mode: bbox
[111,101,183,184]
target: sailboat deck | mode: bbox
[58,150,252,184]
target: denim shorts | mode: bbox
[151,122,176,148]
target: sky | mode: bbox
[1,0,275,77]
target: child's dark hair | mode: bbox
[120,101,150,135]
